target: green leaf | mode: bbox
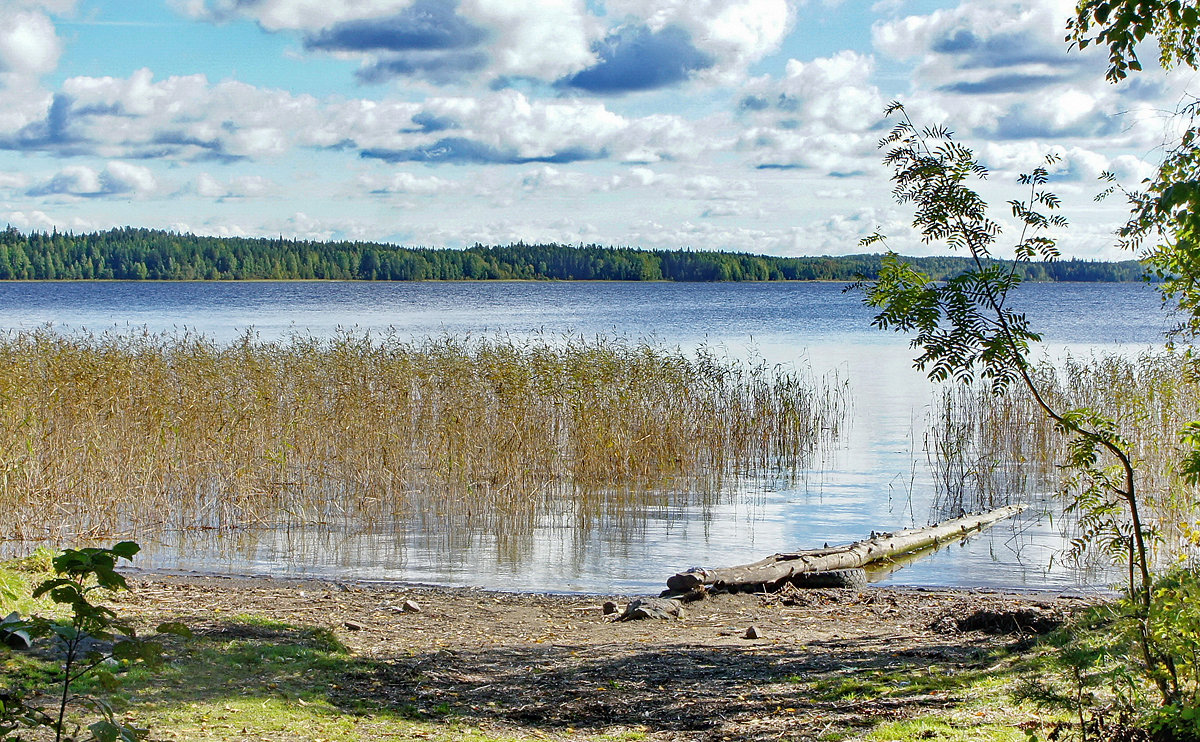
[154,621,192,638]
[110,639,143,662]
[108,542,140,560]
[93,669,121,692]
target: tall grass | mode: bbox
[0,328,845,544]
[928,350,1200,564]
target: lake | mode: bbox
[0,280,1174,593]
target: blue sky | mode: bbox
[0,0,1192,257]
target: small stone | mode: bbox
[2,629,31,650]
[343,621,363,631]
[618,597,684,621]
[602,601,619,615]
[744,626,762,640]
[401,600,422,614]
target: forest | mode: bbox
[0,226,1148,282]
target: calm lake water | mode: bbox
[0,281,1174,594]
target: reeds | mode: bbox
[927,350,1200,564]
[0,328,845,544]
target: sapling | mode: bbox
[1,542,189,742]
[856,103,1183,721]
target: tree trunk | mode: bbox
[664,505,1026,594]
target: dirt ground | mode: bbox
[105,573,1096,741]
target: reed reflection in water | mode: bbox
[925,350,1200,572]
[0,327,847,573]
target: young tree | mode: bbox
[857,102,1182,705]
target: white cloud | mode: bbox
[361,171,455,194]
[0,172,28,189]
[781,51,884,132]
[0,10,62,79]
[28,161,159,199]
[105,161,157,193]
[195,172,276,198]
[733,50,885,173]
[458,0,596,80]
[520,165,589,191]
[180,0,598,84]
[183,0,790,86]
[674,174,755,201]
[607,0,794,73]
[2,209,65,232]
[174,0,409,31]
[20,71,704,166]
[412,89,704,162]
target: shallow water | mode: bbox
[0,280,1172,592]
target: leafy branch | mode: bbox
[856,102,1175,703]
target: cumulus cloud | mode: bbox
[520,165,590,191]
[182,0,790,88]
[173,210,383,243]
[194,172,276,198]
[0,172,27,191]
[0,2,71,135]
[382,89,698,164]
[184,0,597,84]
[0,93,80,152]
[175,0,406,32]
[606,0,793,75]
[403,111,457,133]
[0,9,62,79]
[672,174,755,202]
[302,0,498,84]
[362,136,603,164]
[304,0,486,53]
[4,69,699,166]
[562,24,713,94]
[360,171,455,194]
[27,161,158,198]
[517,165,668,194]
[457,0,595,80]
[356,51,487,83]
[734,50,884,173]
[868,0,1180,150]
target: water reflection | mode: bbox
[0,281,1174,592]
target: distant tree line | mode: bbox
[0,226,1149,282]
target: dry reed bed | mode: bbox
[0,328,845,542]
[928,350,1200,561]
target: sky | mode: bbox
[0,0,1194,258]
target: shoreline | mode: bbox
[120,564,1116,601]
[98,571,1098,741]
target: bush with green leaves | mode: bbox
[0,542,188,742]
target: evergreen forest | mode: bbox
[0,226,1147,282]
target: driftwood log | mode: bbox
[665,504,1026,594]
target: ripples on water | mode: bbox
[0,281,1174,592]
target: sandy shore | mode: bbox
[104,573,1093,741]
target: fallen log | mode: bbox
[665,504,1026,594]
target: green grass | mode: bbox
[0,547,58,616]
[0,603,1099,742]
[4,545,1179,742]
[864,717,1027,742]
[2,611,517,742]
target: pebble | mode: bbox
[744,626,762,640]
[402,599,422,614]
